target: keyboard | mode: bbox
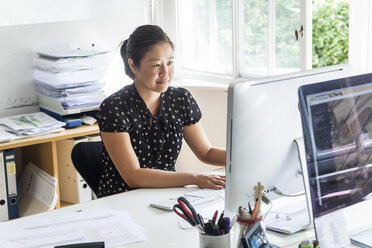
[149,188,225,210]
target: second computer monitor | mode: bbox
[225,64,352,214]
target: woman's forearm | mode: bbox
[123,169,197,188]
[123,168,225,190]
[199,147,226,167]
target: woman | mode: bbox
[97,25,226,197]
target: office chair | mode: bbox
[71,141,104,197]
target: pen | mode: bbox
[212,210,218,225]
[248,202,253,215]
[217,210,224,226]
[225,218,230,233]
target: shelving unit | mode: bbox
[0,124,99,209]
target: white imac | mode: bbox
[225,64,353,219]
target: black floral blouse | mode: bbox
[96,83,202,197]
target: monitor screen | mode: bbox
[225,64,352,215]
[298,72,372,218]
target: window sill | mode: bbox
[172,78,229,91]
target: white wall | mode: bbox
[0,0,149,117]
[0,0,146,26]
[175,86,228,172]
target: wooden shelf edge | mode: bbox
[0,124,99,150]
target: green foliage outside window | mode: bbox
[312,0,349,68]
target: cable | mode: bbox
[272,187,305,197]
[262,200,273,221]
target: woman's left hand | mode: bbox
[194,174,226,190]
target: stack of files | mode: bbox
[34,45,109,116]
[0,112,65,143]
[34,48,108,72]
[17,162,58,217]
[0,149,19,221]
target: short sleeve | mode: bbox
[97,96,131,132]
[179,88,202,125]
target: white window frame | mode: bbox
[152,0,312,84]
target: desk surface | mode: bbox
[5,185,317,248]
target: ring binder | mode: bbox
[0,150,9,221]
[2,149,19,220]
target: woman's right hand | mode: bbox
[195,174,226,190]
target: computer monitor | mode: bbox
[298,72,372,246]
[225,64,352,215]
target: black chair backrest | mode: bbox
[71,141,104,196]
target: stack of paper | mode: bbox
[34,45,108,115]
[17,163,58,217]
[0,112,65,142]
[0,207,147,248]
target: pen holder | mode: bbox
[199,232,230,248]
[235,216,262,248]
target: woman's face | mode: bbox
[130,42,174,94]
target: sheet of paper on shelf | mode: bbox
[0,127,20,143]
[0,112,65,139]
[0,207,147,248]
[18,163,58,217]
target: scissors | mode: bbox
[173,196,204,232]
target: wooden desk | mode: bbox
[0,124,99,209]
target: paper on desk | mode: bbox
[18,163,58,216]
[264,196,310,234]
[264,208,309,234]
[314,210,351,248]
[351,228,372,248]
[0,208,146,248]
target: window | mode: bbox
[157,0,349,81]
[175,0,302,79]
[241,0,300,77]
[177,0,233,76]
[312,0,349,68]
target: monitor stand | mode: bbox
[294,137,314,230]
[262,138,313,234]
